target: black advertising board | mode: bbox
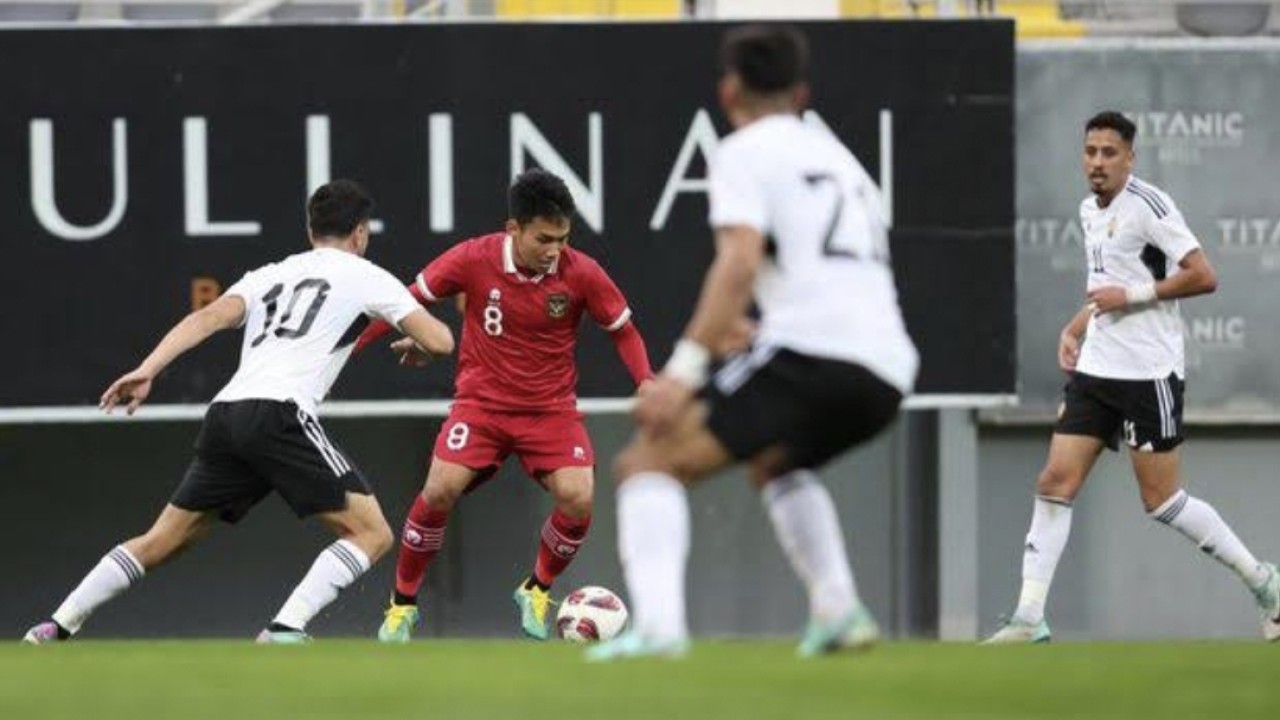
[0,21,1013,407]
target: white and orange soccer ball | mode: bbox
[555,586,629,642]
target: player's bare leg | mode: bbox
[378,457,478,643]
[1130,447,1182,513]
[587,402,733,661]
[516,466,593,640]
[751,458,877,657]
[24,504,214,644]
[1132,449,1279,641]
[259,492,393,644]
[985,433,1103,645]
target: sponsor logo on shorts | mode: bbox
[573,446,586,460]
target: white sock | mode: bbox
[762,470,859,623]
[1013,496,1073,625]
[271,540,371,631]
[1151,489,1270,589]
[52,545,146,635]
[618,471,690,643]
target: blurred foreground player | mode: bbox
[588,25,919,661]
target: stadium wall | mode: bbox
[0,415,909,639]
[6,416,1279,641]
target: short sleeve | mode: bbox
[363,265,423,326]
[224,268,263,301]
[416,241,471,300]
[708,141,769,233]
[1145,205,1201,264]
[580,258,631,331]
[222,268,268,329]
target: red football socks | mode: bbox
[533,510,591,588]
[394,495,449,604]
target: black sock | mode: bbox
[524,576,550,592]
[53,621,71,640]
[268,622,301,633]
[393,592,417,607]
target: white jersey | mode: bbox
[708,114,918,393]
[1076,176,1201,380]
[213,247,421,415]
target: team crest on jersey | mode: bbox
[546,293,569,319]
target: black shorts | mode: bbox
[1055,372,1185,453]
[171,400,371,523]
[703,347,904,474]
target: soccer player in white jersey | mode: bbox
[587,25,919,661]
[985,112,1280,644]
[22,180,454,644]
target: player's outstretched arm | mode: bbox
[585,258,653,387]
[608,321,654,388]
[683,225,763,351]
[636,225,762,433]
[100,294,246,415]
[397,308,455,356]
[355,281,435,354]
[354,319,395,354]
[709,316,756,359]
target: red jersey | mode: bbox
[417,233,632,412]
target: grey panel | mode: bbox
[1013,44,1280,419]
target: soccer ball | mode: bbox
[555,585,628,642]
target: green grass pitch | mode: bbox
[1,640,1275,719]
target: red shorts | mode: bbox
[432,404,595,480]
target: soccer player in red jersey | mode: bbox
[360,169,653,642]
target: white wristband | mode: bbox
[663,339,712,389]
[1125,283,1158,306]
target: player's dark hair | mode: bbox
[308,179,374,239]
[720,24,810,95]
[508,169,576,225]
[1085,111,1136,145]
